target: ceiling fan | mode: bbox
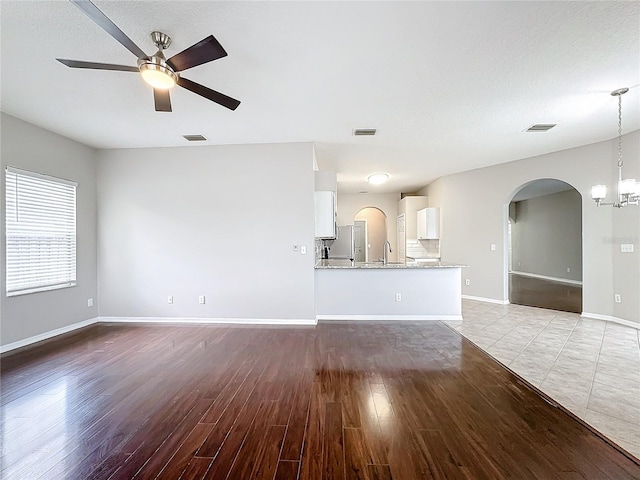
[56,0,240,112]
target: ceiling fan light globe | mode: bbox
[139,62,177,89]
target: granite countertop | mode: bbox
[315,259,466,269]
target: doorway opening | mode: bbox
[507,179,582,313]
[354,207,388,263]
[353,220,368,262]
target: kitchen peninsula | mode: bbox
[315,259,465,320]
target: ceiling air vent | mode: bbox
[183,134,208,142]
[526,124,557,132]
[353,128,377,136]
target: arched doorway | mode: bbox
[354,207,387,263]
[507,179,582,313]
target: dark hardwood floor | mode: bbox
[510,273,582,313]
[2,321,638,479]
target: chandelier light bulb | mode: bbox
[591,184,607,201]
[619,179,637,195]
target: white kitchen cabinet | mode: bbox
[398,196,428,240]
[315,191,336,238]
[417,207,440,239]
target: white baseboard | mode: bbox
[317,314,463,321]
[510,271,582,286]
[581,312,640,330]
[99,316,318,326]
[0,317,99,354]
[462,295,510,305]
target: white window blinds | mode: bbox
[5,167,77,296]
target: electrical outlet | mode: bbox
[566,267,571,273]
[615,294,621,303]
[168,295,174,304]
[301,246,307,254]
[199,295,205,304]
[490,244,496,251]
[87,298,94,307]
[465,279,470,286]
[395,293,402,302]
[621,244,634,253]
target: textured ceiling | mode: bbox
[1,1,639,193]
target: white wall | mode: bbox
[337,193,401,262]
[97,142,316,321]
[511,189,583,282]
[1,113,98,346]
[425,131,640,324]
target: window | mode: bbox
[5,167,77,296]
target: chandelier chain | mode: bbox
[617,93,623,167]
[591,86,637,208]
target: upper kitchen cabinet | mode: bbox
[398,196,429,239]
[397,195,428,262]
[417,207,440,239]
[314,170,337,239]
[315,190,336,238]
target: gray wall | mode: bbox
[1,113,98,346]
[97,142,316,321]
[511,189,582,282]
[423,130,640,324]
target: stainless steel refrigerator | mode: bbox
[328,225,355,260]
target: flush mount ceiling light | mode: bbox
[591,87,640,207]
[368,173,389,185]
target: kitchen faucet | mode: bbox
[382,240,392,265]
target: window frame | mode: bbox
[5,166,78,297]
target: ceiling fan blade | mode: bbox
[167,35,227,72]
[178,77,240,111]
[154,89,172,112]
[70,0,147,59]
[56,58,139,72]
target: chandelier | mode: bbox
[591,87,639,207]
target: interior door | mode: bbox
[397,214,406,262]
[353,220,367,262]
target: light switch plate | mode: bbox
[621,244,634,253]
[301,246,307,254]
[490,244,496,251]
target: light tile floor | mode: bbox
[445,299,640,460]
